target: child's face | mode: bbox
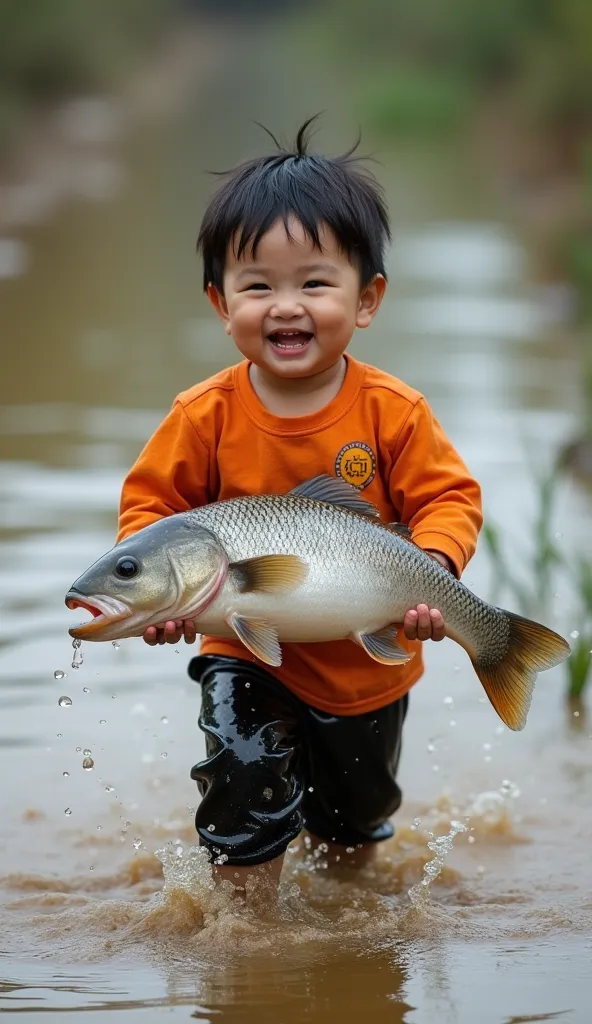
[207,217,385,381]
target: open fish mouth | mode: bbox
[65,593,131,639]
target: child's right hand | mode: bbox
[143,619,198,646]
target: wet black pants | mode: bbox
[188,654,409,866]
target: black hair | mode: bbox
[197,115,391,292]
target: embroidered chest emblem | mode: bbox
[335,441,376,490]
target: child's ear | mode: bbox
[356,274,387,329]
[207,283,232,335]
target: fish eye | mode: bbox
[114,556,140,579]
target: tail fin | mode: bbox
[471,612,571,731]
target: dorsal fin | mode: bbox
[387,522,413,539]
[289,474,379,517]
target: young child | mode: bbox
[117,119,483,894]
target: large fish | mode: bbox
[65,475,570,730]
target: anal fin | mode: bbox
[228,613,282,667]
[353,625,414,665]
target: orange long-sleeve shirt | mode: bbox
[118,355,482,714]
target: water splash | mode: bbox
[408,819,468,908]
[71,639,84,670]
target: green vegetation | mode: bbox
[482,463,591,701]
[0,0,181,145]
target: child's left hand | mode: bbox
[403,604,446,642]
[403,550,451,642]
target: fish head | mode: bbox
[65,515,228,641]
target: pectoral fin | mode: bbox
[228,613,282,667]
[229,554,308,594]
[353,625,414,665]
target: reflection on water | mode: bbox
[1,17,591,1024]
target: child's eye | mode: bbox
[303,280,327,289]
[244,282,270,291]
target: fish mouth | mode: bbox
[65,593,131,640]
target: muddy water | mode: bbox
[1,20,592,1024]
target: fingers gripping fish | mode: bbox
[65,475,570,731]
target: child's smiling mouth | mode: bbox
[267,329,314,352]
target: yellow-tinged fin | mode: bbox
[230,554,308,593]
[289,474,379,517]
[228,613,281,666]
[353,625,415,665]
[470,611,571,731]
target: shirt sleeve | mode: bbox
[388,397,483,577]
[117,399,210,542]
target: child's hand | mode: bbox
[403,604,446,642]
[143,619,198,646]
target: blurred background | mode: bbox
[0,2,591,1021]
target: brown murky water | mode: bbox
[1,18,591,1024]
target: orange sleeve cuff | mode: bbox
[413,530,467,579]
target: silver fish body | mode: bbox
[65,475,571,730]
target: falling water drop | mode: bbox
[160,752,168,759]
[64,807,72,816]
[54,670,66,680]
[83,687,91,694]
[71,639,84,670]
[570,630,580,640]
[83,748,92,757]
[58,696,72,707]
[82,757,94,770]
[105,785,115,793]
[207,823,216,832]
[132,838,142,850]
[112,640,120,650]
[443,695,454,708]
[99,719,106,725]
[161,716,168,725]
[63,771,69,778]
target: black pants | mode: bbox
[188,654,409,866]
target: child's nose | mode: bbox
[270,291,305,318]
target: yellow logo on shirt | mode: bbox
[335,441,376,490]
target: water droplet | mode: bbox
[76,746,82,752]
[105,785,114,793]
[111,695,117,700]
[495,725,504,736]
[573,710,580,718]
[174,648,180,654]
[89,865,94,871]
[427,742,436,753]
[443,696,454,707]
[64,807,72,816]
[570,630,580,640]
[54,670,66,680]
[214,853,229,865]
[62,771,69,778]
[468,835,476,844]
[99,719,106,725]
[484,755,492,763]
[500,779,521,799]
[308,785,314,792]
[207,823,215,832]
[71,639,83,670]
[554,531,563,540]
[449,719,456,727]
[83,748,91,757]
[83,687,91,694]
[56,733,62,738]
[161,716,168,724]
[245,681,251,688]
[133,838,142,850]
[483,742,492,751]
[58,695,72,707]
[82,757,94,770]
[160,752,167,759]
[112,640,120,650]
[96,825,102,831]
[262,786,273,800]
[432,764,440,772]
[346,846,355,854]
